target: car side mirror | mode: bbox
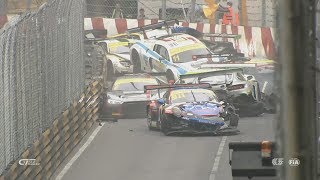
[158,98,165,105]
[246,75,253,81]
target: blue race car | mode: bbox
[145,83,239,136]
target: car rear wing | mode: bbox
[127,19,179,34]
[203,33,241,39]
[144,83,211,93]
[123,72,167,77]
[201,63,257,69]
[192,53,251,62]
[179,68,243,81]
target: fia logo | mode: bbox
[272,158,284,166]
[288,158,300,167]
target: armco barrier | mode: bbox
[84,18,277,60]
[0,79,103,180]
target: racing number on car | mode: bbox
[172,55,180,63]
[171,92,185,100]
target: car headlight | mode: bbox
[107,99,123,104]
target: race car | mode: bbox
[168,25,250,62]
[129,20,255,83]
[178,68,265,117]
[144,83,239,136]
[100,73,162,120]
[96,35,142,81]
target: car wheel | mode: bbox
[166,70,175,83]
[229,113,239,127]
[106,61,115,81]
[132,50,141,73]
[147,109,155,130]
[159,116,170,136]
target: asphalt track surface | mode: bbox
[53,114,275,180]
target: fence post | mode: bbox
[241,0,248,26]
[189,0,196,23]
[161,0,166,20]
[261,0,266,27]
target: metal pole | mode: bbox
[189,0,196,22]
[278,0,317,179]
[162,0,166,20]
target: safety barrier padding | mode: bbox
[84,18,277,60]
[0,79,103,180]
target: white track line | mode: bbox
[209,136,227,180]
[262,81,269,93]
[55,123,105,180]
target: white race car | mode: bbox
[130,32,226,82]
[97,35,140,81]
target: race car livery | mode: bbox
[130,33,223,82]
[178,68,265,117]
[98,37,139,80]
[100,74,161,120]
[144,83,239,136]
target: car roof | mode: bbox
[154,33,207,52]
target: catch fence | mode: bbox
[86,0,277,27]
[0,0,86,174]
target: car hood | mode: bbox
[107,91,152,102]
[114,53,130,60]
[179,102,221,117]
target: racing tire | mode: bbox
[159,116,170,136]
[106,61,115,81]
[147,109,156,130]
[229,113,239,127]
[166,70,175,83]
[132,50,142,73]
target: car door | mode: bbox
[150,44,168,72]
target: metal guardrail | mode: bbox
[0,79,103,180]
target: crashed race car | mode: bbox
[100,73,161,121]
[178,68,265,117]
[144,83,239,136]
[127,20,256,83]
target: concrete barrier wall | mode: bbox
[0,79,103,180]
[84,18,277,60]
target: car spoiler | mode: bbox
[203,33,241,39]
[122,72,166,77]
[192,53,251,62]
[179,68,243,81]
[127,19,179,34]
[200,63,257,69]
[144,83,211,93]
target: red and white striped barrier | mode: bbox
[84,18,277,60]
[0,15,8,29]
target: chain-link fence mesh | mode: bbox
[0,0,86,174]
[85,0,276,27]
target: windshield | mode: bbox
[112,78,158,91]
[171,48,211,63]
[169,89,218,104]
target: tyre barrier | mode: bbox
[0,79,103,180]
